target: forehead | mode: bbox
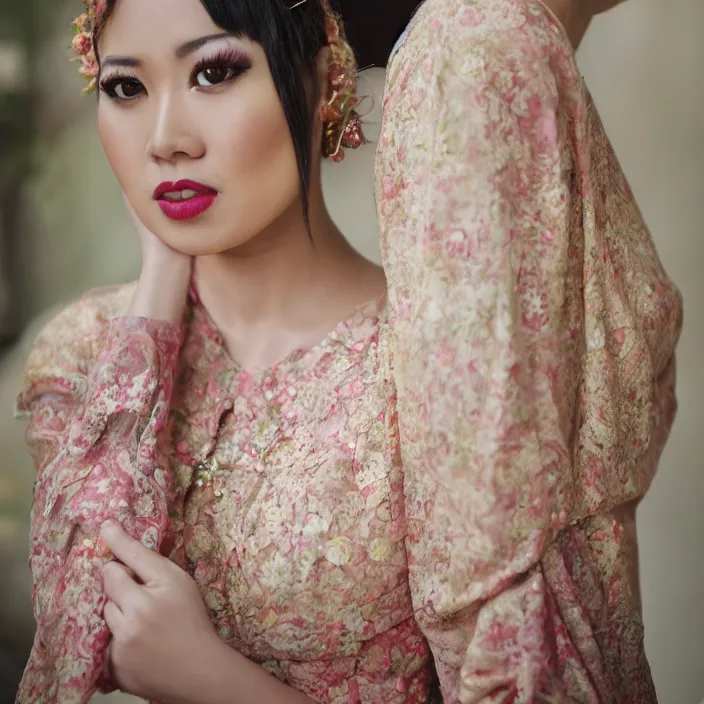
[99,0,222,53]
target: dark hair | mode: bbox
[97,0,331,231]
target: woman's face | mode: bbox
[97,0,310,255]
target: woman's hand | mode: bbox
[100,523,315,704]
[100,522,221,704]
[123,193,192,323]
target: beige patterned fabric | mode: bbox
[375,0,682,700]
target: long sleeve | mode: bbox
[376,1,682,701]
[15,288,184,704]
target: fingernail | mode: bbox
[96,537,113,559]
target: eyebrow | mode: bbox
[101,32,233,70]
[174,32,233,59]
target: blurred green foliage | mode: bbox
[0,0,65,183]
[0,0,69,343]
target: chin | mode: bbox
[136,204,252,256]
[160,226,256,257]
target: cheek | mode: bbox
[211,88,300,215]
[98,105,145,198]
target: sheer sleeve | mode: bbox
[376,3,680,702]
[15,287,184,704]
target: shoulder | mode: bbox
[379,0,570,196]
[397,0,566,48]
[387,0,566,93]
[16,282,137,412]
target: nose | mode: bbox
[147,94,205,163]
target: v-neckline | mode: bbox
[189,286,388,383]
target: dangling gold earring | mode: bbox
[318,8,366,162]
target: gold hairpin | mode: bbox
[288,0,307,8]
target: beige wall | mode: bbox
[1,0,701,701]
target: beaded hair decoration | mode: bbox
[70,0,365,160]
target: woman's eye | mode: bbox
[104,79,143,100]
[195,65,236,87]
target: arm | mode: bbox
[379,41,578,697]
[16,208,191,703]
[16,307,184,703]
[377,5,679,701]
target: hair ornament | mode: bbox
[319,1,366,160]
[71,0,106,93]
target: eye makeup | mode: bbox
[190,46,253,88]
[98,44,253,100]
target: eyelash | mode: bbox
[99,48,252,101]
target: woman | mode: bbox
[17,2,681,704]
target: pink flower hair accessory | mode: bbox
[71,0,106,93]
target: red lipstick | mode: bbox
[153,179,218,221]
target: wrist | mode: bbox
[140,253,192,285]
[129,258,191,323]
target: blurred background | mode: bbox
[0,0,702,702]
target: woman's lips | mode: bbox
[157,194,217,221]
[153,179,218,221]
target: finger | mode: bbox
[101,523,166,584]
[103,560,142,609]
[103,640,116,687]
[103,600,123,634]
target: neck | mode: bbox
[541,0,594,49]
[193,172,356,336]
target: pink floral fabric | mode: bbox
[15,287,182,703]
[16,1,682,703]
[376,0,682,701]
